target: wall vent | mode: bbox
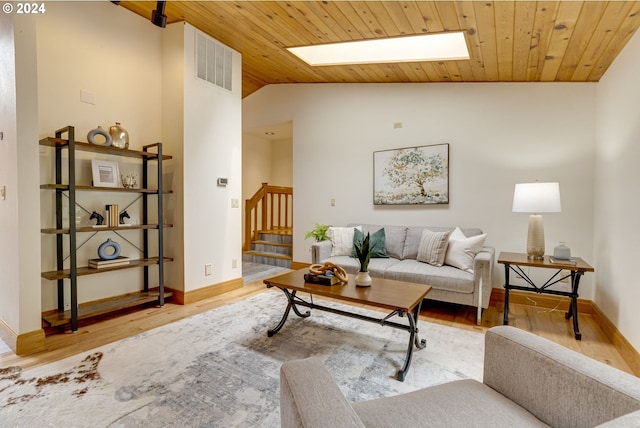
[196,32,232,91]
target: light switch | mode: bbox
[231,199,239,208]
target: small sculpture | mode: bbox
[119,210,130,225]
[121,173,137,189]
[98,238,121,260]
[89,211,104,226]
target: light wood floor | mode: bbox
[0,278,634,376]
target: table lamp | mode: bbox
[512,182,561,259]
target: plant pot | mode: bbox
[355,271,372,287]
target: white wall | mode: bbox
[0,13,41,335]
[271,138,293,187]
[182,25,243,291]
[243,83,597,297]
[36,2,163,310]
[594,30,640,351]
[243,134,273,202]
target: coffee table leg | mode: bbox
[397,305,426,382]
[268,288,310,337]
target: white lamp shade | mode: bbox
[512,182,561,213]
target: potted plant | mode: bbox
[304,222,331,242]
[354,232,373,287]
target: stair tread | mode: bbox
[244,250,292,260]
[253,240,292,247]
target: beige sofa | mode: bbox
[280,326,640,428]
[311,224,494,323]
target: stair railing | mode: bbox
[244,183,293,251]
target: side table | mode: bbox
[497,251,594,340]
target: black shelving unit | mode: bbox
[40,125,173,332]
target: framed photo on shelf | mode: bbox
[91,160,120,188]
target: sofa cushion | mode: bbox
[403,226,484,260]
[416,229,450,266]
[384,259,475,293]
[351,228,389,258]
[328,226,361,257]
[353,224,407,259]
[445,228,487,273]
[352,379,549,428]
[328,256,401,277]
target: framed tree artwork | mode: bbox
[373,143,449,205]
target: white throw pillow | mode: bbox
[445,227,487,273]
[416,229,450,266]
[328,226,361,257]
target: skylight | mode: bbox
[287,32,470,66]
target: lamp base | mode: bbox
[527,214,545,259]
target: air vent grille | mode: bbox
[196,33,232,91]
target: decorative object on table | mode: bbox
[373,143,449,205]
[109,122,129,149]
[119,210,130,225]
[91,160,120,188]
[354,232,374,286]
[308,262,348,284]
[512,182,561,259]
[97,238,121,260]
[88,256,130,269]
[89,210,105,226]
[87,126,112,146]
[553,242,572,260]
[105,204,119,227]
[121,173,137,189]
[304,222,331,242]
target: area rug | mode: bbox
[0,290,484,427]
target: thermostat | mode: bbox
[217,177,228,187]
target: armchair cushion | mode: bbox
[352,379,548,428]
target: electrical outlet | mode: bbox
[205,263,212,276]
[560,270,570,283]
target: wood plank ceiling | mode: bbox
[120,1,640,98]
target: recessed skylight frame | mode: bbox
[287,32,470,66]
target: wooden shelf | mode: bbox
[41,224,173,234]
[39,137,172,160]
[41,126,171,332]
[42,290,173,328]
[39,183,172,194]
[41,257,174,280]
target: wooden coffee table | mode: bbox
[263,269,432,381]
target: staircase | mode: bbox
[243,229,292,268]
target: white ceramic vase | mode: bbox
[355,271,372,287]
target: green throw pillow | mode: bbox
[351,228,389,258]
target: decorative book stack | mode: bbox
[88,256,130,269]
[303,273,341,286]
[106,204,119,227]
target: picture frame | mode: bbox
[373,143,449,205]
[91,160,120,188]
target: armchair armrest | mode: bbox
[311,240,333,264]
[484,326,640,428]
[280,357,365,428]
